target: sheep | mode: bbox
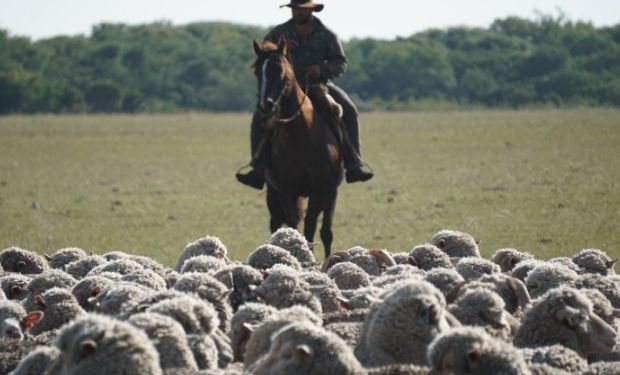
[120,268,167,291]
[173,272,233,332]
[23,269,77,311]
[338,286,384,310]
[524,262,579,299]
[372,271,421,289]
[47,314,163,375]
[383,264,425,278]
[249,321,365,375]
[454,257,501,280]
[391,252,416,265]
[430,229,481,258]
[128,254,168,277]
[87,258,145,276]
[71,275,116,311]
[520,345,589,374]
[213,264,263,311]
[252,264,322,314]
[422,267,465,296]
[9,345,59,375]
[514,287,617,358]
[247,244,302,270]
[325,321,364,347]
[176,235,228,272]
[180,255,226,274]
[0,247,49,274]
[510,259,545,282]
[89,282,152,316]
[427,326,531,375]
[0,273,31,300]
[448,287,519,340]
[581,288,620,326]
[300,269,343,313]
[327,262,370,290]
[64,254,107,279]
[45,247,87,270]
[229,303,278,362]
[409,244,454,270]
[102,250,131,260]
[573,248,617,276]
[576,273,620,308]
[28,287,86,336]
[548,257,581,273]
[268,227,316,266]
[186,333,220,370]
[128,312,199,371]
[243,306,323,368]
[491,248,534,272]
[0,334,52,374]
[355,280,459,366]
[322,247,396,276]
[0,300,43,340]
[146,295,219,337]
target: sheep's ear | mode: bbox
[252,39,262,56]
[44,254,53,262]
[406,256,417,267]
[90,286,102,297]
[22,311,44,328]
[509,256,520,266]
[79,339,98,356]
[337,296,352,310]
[436,239,446,250]
[34,294,46,308]
[467,347,481,368]
[242,322,257,334]
[295,344,313,360]
[506,277,530,311]
[556,305,581,328]
[277,36,287,55]
[606,259,617,269]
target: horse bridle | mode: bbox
[258,55,309,124]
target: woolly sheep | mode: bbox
[573,248,617,276]
[243,306,322,368]
[64,254,107,279]
[300,270,343,313]
[180,255,226,274]
[325,321,363,348]
[9,345,60,375]
[0,335,52,375]
[186,333,219,370]
[87,258,144,276]
[356,280,459,366]
[128,312,199,371]
[146,295,220,336]
[409,244,453,270]
[120,268,167,290]
[510,259,545,282]
[581,288,620,326]
[268,227,316,265]
[338,286,384,310]
[454,256,501,280]
[0,247,49,274]
[491,248,534,272]
[45,247,87,270]
[0,273,31,300]
[0,300,43,340]
[28,287,85,335]
[548,257,581,273]
[102,250,131,260]
[428,326,531,375]
[525,263,579,299]
[520,345,589,374]
[448,287,519,340]
[422,267,465,296]
[250,321,365,375]
[371,272,421,289]
[327,262,371,290]
[23,269,77,311]
[176,235,228,272]
[576,273,620,308]
[430,229,481,258]
[71,275,116,311]
[391,252,415,265]
[47,314,162,375]
[128,254,168,277]
[213,264,263,311]
[322,247,396,276]
[89,282,152,316]
[247,244,302,270]
[252,264,322,314]
[229,303,278,362]
[383,264,426,278]
[514,287,617,357]
[173,272,233,332]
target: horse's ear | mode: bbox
[277,36,287,55]
[252,39,262,56]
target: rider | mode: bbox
[236,0,374,189]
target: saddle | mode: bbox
[307,84,344,149]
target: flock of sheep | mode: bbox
[0,227,619,374]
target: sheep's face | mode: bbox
[0,309,42,340]
[431,340,484,375]
[253,337,314,375]
[555,298,617,355]
[0,250,47,274]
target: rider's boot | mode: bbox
[236,112,267,190]
[341,117,373,183]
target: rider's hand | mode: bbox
[285,38,299,51]
[306,65,321,80]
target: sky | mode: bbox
[1,0,619,41]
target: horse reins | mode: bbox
[259,55,310,124]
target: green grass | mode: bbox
[0,110,618,266]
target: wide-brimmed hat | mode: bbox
[280,0,324,12]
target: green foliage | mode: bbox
[0,14,618,113]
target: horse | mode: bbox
[251,38,343,258]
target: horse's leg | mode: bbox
[320,189,338,258]
[304,195,321,244]
[267,186,283,233]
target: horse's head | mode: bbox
[252,38,295,117]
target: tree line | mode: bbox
[1,14,619,114]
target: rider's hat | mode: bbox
[280,0,324,12]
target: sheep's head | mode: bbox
[0,301,43,340]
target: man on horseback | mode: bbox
[236,0,374,189]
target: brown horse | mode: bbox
[252,38,343,257]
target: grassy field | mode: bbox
[0,110,618,266]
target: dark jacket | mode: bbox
[264,17,347,84]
